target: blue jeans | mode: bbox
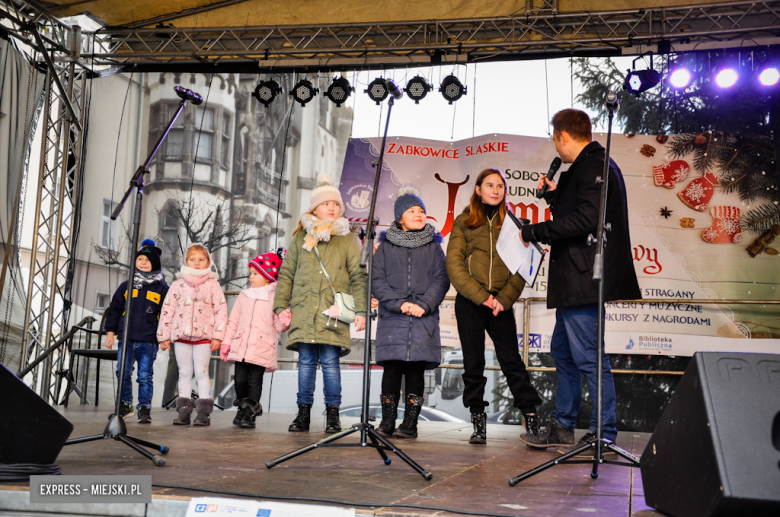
[296,343,342,406]
[116,341,158,408]
[550,304,618,441]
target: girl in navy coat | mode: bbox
[372,187,450,438]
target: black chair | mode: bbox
[63,311,118,407]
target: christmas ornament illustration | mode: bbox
[678,172,719,211]
[702,206,743,244]
[653,160,690,189]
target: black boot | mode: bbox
[325,404,341,433]
[240,399,262,429]
[393,394,423,439]
[376,394,397,436]
[233,399,246,427]
[523,412,540,436]
[469,412,487,444]
[288,403,312,432]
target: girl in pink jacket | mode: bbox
[158,243,227,426]
[220,250,289,429]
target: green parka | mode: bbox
[274,228,367,356]
[445,208,526,311]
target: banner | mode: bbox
[340,133,780,356]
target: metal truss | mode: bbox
[84,1,780,69]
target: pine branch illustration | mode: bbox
[742,202,780,235]
[666,133,697,160]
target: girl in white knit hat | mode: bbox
[274,174,367,434]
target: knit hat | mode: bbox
[249,248,286,283]
[394,186,426,222]
[136,239,162,271]
[308,174,344,215]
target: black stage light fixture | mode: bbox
[324,76,354,107]
[404,76,432,104]
[290,79,319,107]
[623,52,663,96]
[253,80,282,108]
[439,74,467,104]
[365,77,390,104]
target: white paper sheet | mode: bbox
[496,215,544,286]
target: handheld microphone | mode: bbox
[605,91,619,112]
[174,86,203,105]
[386,79,404,100]
[536,157,562,198]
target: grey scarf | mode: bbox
[133,269,164,289]
[384,223,435,249]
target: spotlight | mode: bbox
[624,69,663,96]
[290,79,319,107]
[365,77,389,104]
[439,75,467,104]
[253,80,282,108]
[324,76,353,107]
[715,69,738,88]
[404,76,432,104]
[758,67,780,86]
[669,69,692,88]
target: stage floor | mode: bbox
[1,407,663,517]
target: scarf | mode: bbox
[301,213,350,251]
[133,269,163,289]
[384,223,436,249]
[176,265,219,287]
[244,283,276,300]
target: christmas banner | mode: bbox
[340,133,780,357]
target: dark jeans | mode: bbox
[551,304,617,440]
[454,294,541,415]
[116,340,158,409]
[296,343,341,406]
[381,360,426,400]
[234,361,266,402]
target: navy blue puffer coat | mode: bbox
[371,228,450,369]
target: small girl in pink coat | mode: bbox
[220,250,289,429]
[158,243,227,427]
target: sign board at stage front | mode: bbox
[186,497,355,517]
[340,134,780,357]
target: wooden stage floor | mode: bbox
[2,407,664,517]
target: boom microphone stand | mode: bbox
[64,86,203,467]
[266,82,432,480]
[508,91,639,486]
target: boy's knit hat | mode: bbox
[394,186,426,222]
[249,248,286,283]
[307,174,344,215]
[136,239,162,271]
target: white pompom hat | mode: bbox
[307,174,345,215]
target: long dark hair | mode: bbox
[464,168,508,228]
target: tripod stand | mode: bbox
[509,92,639,486]
[64,87,202,467]
[266,90,432,481]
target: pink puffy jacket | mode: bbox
[157,273,228,343]
[220,284,289,370]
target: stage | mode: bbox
[0,407,663,517]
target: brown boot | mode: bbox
[173,397,193,425]
[193,398,214,426]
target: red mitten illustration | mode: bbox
[653,160,690,189]
[702,206,743,244]
[678,172,719,211]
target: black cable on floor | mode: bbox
[152,483,524,517]
[0,464,60,481]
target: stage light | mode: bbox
[253,80,282,108]
[758,67,780,86]
[669,69,692,88]
[439,75,467,104]
[290,79,319,107]
[365,77,389,104]
[404,76,432,104]
[624,69,662,96]
[324,76,353,107]
[715,69,739,88]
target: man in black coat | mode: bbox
[518,109,641,451]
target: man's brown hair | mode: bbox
[551,109,593,142]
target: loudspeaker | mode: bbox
[0,363,74,464]
[640,352,780,517]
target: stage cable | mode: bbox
[472,63,476,138]
[544,57,551,136]
[185,73,215,249]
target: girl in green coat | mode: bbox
[275,174,367,434]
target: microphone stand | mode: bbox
[508,92,639,486]
[266,94,432,480]
[63,95,192,467]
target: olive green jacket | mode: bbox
[445,209,526,311]
[274,229,367,356]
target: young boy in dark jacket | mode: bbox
[371,187,450,438]
[105,239,168,423]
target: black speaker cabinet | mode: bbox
[640,352,780,517]
[0,363,74,464]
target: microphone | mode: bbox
[174,86,203,105]
[605,91,619,112]
[536,157,562,199]
[386,79,404,100]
